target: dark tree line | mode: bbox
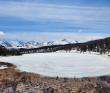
[79,37,110,54]
[0,37,110,56]
[0,45,21,56]
[63,37,110,54]
[19,45,64,54]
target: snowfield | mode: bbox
[0,53,110,78]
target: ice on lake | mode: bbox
[0,53,110,78]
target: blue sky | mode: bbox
[0,0,110,42]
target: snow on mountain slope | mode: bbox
[10,40,25,47]
[0,39,12,47]
[0,39,77,48]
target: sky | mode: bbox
[0,0,110,42]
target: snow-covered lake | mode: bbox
[0,53,110,78]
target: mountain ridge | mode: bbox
[0,39,77,48]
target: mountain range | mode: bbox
[0,39,77,48]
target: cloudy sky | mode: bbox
[0,0,110,42]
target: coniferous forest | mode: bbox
[0,37,110,56]
[0,45,21,56]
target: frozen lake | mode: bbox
[0,53,110,78]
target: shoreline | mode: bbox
[1,52,110,78]
[0,62,110,92]
[1,61,110,79]
[1,59,110,79]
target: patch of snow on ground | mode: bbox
[0,65,8,69]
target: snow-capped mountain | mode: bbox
[0,39,12,47]
[0,39,77,48]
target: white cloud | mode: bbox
[78,30,82,33]
[0,31,4,35]
[0,1,110,30]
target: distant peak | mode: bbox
[75,41,78,43]
[62,39,67,41]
